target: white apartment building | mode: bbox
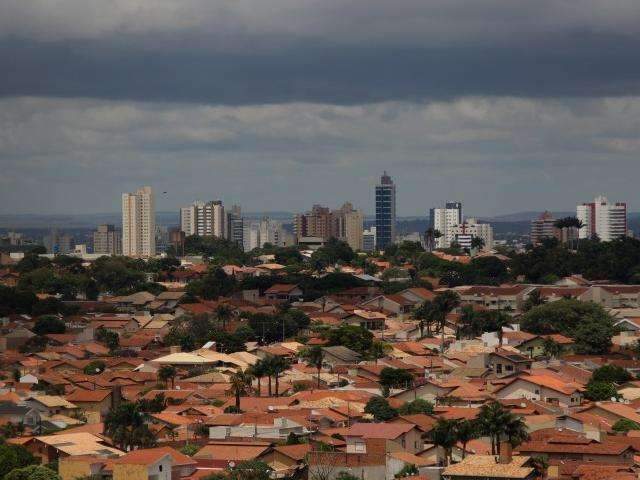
[122,186,155,257]
[362,226,376,252]
[451,218,494,251]
[244,217,289,251]
[577,195,627,241]
[334,202,364,251]
[430,202,463,248]
[180,201,226,238]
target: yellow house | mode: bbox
[516,334,575,359]
[113,450,173,480]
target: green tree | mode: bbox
[95,327,119,351]
[476,401,527,455]
[325,325,374,356]
[230,369,254,410]
[104,402,156,451]
[300,346,325,389]
[180,443,200,456]
[397,399,434,415]
[542,338,562,359]
[248,359,268,397]
[227,460,272,480]
[5,465,61,480]
[456,419,479,459]
[83,360,106,375]
[431,419,459,466]
[32,316,65,335]
[157,365,177,388]
[590,364,632,384]
[379,368,414,391]
[364,396,398,421]
[395,464,418,478]
[612,418,640,433]
[432,290,460,353]
[584,381,619,401]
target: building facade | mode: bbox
[375,172,396,250]
[430,201,463,248]
[227,204,244,249]
[451,218,494,251]
[93,224,122,255]
[530,211,557,245]
[362,226,376,252]
[577,195,627,242]
[122,186,155,257]
[180,200,226,238]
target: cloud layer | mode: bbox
[2,96,640,215]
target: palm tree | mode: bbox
[157,365,177,389]
[431,419,459,466]
[523,289,545,312]
[269,355,289,397]
[104,402,156,451]
[414,301,438,338]
[301,346,324,389]
[216,304,234,331]
[504,414,529,448]
[248,359,267,397]
[477,401,528,455]
[230,368,254,411]
[433,291,460,353]
[455,419,479,459]
[485,311,512,347]
[477,401,511,455]
[458,305,477,340]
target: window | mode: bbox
[159,465,163,472]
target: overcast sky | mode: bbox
[2,1,640,216]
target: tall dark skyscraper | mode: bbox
[375,171,396,250]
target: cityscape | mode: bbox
[3,2,640,480]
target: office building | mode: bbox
[430,201,463,248]
[122,186,155,257]
[451,218,493,251]
[227,205,244,249]
[180,200,226,238]
[245,217,290,250]
[577,195,627,242]
[43,229,74,254]
[362,226,377,252]
[295,202,364,250]
[333,202,364,251]
[93,224,122,255]
[530,211,558,245]
[375,171,396,250]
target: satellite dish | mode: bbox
[176,385,181,390]
[228,462,236,469]
[610,396,617,402]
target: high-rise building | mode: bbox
[295,202,364,250]
[333,202,364,251]
[227,205,244,249]
[294,205,333,240]
[577,195,627,242]
[451,218,493,251]
[122,186,155,257]
[362,226,377,252]
[530,211,558,245]
[375,172,396,250]
[93,224,122,255]
[43,229,74,254]
[430,201,463,248]
[180,200,226,238]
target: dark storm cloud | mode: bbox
[3,33,640,105]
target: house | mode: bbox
[576,401,640,427]
[257,443,311,478]
[332,287,381,303]
[25,395,79,417]
[0,401,41,427]
[344,422,423,454]
[493,375,584,407]
[112,449,173,480]
[442,453,536,480]
[194,441,272,463]
[0,326,36,352]
[22,432,123,464]
[469,349,532,378]
[321,346,362,369]
[265,284,304,303]
[359,295,416,318]
[342,309,387,330]
[65,389,116,422]
[459,285,532,311]
[516,428,635,464]
[515,334,576,359]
